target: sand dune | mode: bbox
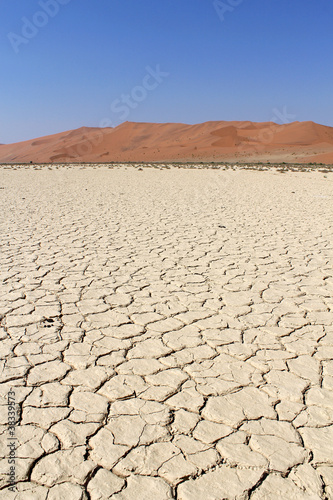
[1,120,333,163]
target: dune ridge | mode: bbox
[1,120,333,163]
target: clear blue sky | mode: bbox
[1,0,332,143]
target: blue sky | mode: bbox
[1,0,332,143]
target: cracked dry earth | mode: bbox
[0,164,333,500]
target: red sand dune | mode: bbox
[1,120,333,164]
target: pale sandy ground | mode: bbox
[0,164,332,499]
